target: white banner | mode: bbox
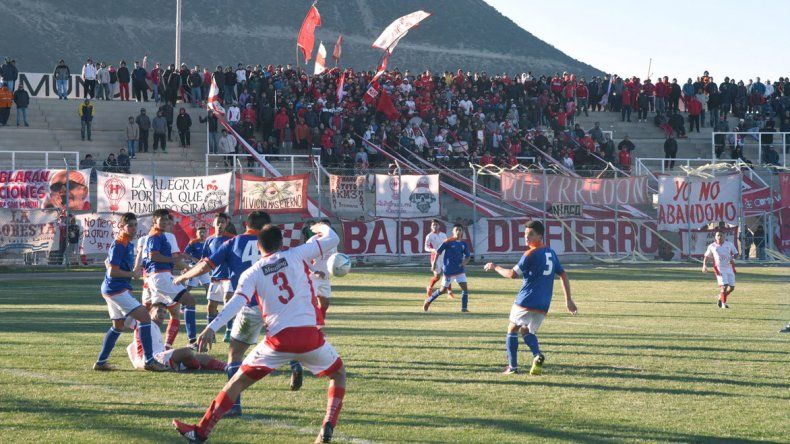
[97,172,231,215]
[76,213,152,255]
[679,227,738,258]
[375,174,439,218]
[0,209,59,253]
[329,174,367,215]
[657,174,741,231]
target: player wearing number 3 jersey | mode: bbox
[173,223,345,444]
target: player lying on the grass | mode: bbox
[139,209,198,348]
[173,222,346,444]
[305,219,336,320]
[183,227,210,293]
[424,219,455,299]
[93,212,169,372]
[484,220,577,375]
[201,212,235,342]
[126,303,226,372]
[702,231,738,309]
[423,224,471,312]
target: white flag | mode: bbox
[314,42,327,75]
[372,11,431,54]
[207,76,225,116]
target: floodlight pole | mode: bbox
[175,0,182,69]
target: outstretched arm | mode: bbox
[173,260,213,285]
[558,271,576,315]
[484,262,518,279]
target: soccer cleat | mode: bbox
[223,331,232,343]
[722,303,730,309]
[780,324,790,333]
[422,298,432,312]
[717,299,723,308]
[93,362,117,371]
[315,422,334,443]
[173,419,206,443]
[290,362,304,391]
[461,308,469,313]
[530,354,545,376]
[223,405,242,418]
[144,360,171,372]
[502,366,518,375]
[187,340,199,351]
[447,290,456,300]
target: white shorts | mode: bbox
[432,261,444,274]
[242,341,342,377]
[207,279,232,303]
[716,269,736,287]
[145,272,188,306]
[103,291,142,320]
[231,304,264,345]
[441,273,467,288]
[313,277,332,299]
[509,305,546,334]
[188,273,211,288]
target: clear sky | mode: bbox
[484,0,789,82]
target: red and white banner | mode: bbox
[657,173,741,231]
[679,226,738,258]
[234,173,309,214]
[314,42,327,75]
[781,172,790,209]
[476,218,660,256]
[76,213,152,255]
[0,169,92,211]
[207,76,225,116]
[341,218,468,256]
[332,34,343,63]
[372,10,431,53]
[375,174,439,218]
[329,174,366,214]
[0,209,59,253]
[97,172,231,215]
[500,172,649,205]
[780,207,790,253]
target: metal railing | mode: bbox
[204,153,313,176]
[0,150,80,169]
[710,131,788,167]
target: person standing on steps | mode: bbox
[136,108,151,153]
[79,99,94,141]
[0,83,13,126]
[126,116,139,159]
[53,59,71,100]
[117,61,130,101]
[1,59,18,92]
[152,110,168,153]
[13,84,29,127]
[82,58,97,99]
[176,108,192,148]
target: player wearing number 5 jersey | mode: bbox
[173,223,346,444]
[174,211,271,418]
[485,221,577,376]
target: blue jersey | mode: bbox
[101,236,135,294]
[144,231,175,274]
[184,240,205,262]
[206,231,261,306]
[202,233,232,280]
[436,238,470,276]
[514,245,564,313]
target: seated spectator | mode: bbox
[562,151,574,170]
[103,153,118,172]
[762,145,780,166]
[669,111,687,138]
[117,148,131,173]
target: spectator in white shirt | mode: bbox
[82,58,97,99]
[227,103,240,127]
[218,128,237,167]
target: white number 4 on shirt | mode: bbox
[242,240,261,264]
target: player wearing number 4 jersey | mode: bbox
[173,223,346,444]
[484,221,577,376]
[702,231,738,309]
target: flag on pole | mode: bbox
[297,5,321,63]
[207,76,225,116]
[314,42,327,75]
[376,89,399,120]
[371,53,390,83]
[332,34,343,63]
[372,10,431,54]
[363,81,380,106]
[337,71,346,103]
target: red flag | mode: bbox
[371,53,390,83]
[337,72,346,103]
[297,6,321,63]
[363,81,380,105]
[332,34,343,63]
[376,89,399,120]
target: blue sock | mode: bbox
[427,289,441,303]
[184,307,196,342]
[138,322,154,363]
[461,291,469,310]
[506,333,519,369]
[226,361,242,408]
[96,327,122,364]
[523,333,541,356]
[207,314,216,328]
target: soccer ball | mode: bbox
[327,253,351,277]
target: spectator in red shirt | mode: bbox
[621,88,633,122]
[687,96,702,132]
[575,81,589,117]
[642,79,656,112]
[619,146,632,172]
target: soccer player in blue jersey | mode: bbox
[93,212,169,372]
[176,210,292,417]
[202,213,235,342]
[423,224,472,313]
[143,209,198,348]
[484,221,577,375]
[183,227,210,293]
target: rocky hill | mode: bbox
[0,0,602,76]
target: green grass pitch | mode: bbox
[0,265,788,443]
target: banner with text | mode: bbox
[657,174,741,231]
[0,209,59,253]
[97,172,231,215]
[329,174,367,215]
[500,172,649,205]
[0,169,92,211]
[679,226,739,258]
[234,173,309,214]
[375,174,440,218]
[341,218,469,256]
